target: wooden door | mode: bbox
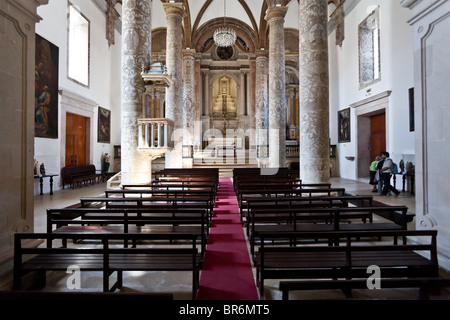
[370,113,386,161]
[66,113,87,167]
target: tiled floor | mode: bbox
[30,176,439,300]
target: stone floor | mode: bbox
[30,176,448,300]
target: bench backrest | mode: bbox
[14,232,198,263]
[258,229,438,275]
[250,206,409,225]
[245,195,373,207]
[46,207,208,232]
[61,165,96,179]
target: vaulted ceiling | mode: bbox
[92,0,352,50]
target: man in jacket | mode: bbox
[379,152,400,197]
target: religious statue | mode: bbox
[40,163,46,176]
[399,159,405,174]
[34,159,39,176]
[103,153,110,174]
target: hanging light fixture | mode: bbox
[213,0,236,47]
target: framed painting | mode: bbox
[409,87,415,132]
[98,106,111,143]
[338,108,351,143]
[35,34,59,138]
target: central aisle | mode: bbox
[197,178,259,300]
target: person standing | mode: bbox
[369,156,381,192]
[379,152,400,197]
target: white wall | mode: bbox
[35,0,121,194]
[329,0,414,179]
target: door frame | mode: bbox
[60,90,96,173]
[350,90,391,179]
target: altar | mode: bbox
[215,145,236,157]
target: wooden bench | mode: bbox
[105,189,216,209]
[248,206,410,254]
[237,188,347,221]
[46,207,209,254]
[123,181,218,194]
[78,196,214,222]
[254,229,439,299]
[279,277,450,300]
[244,195,374,237]
[61,165,103,189]
[14,232,201,299]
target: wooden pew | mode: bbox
[248,206,411,254]
[254,229,439,299]
[279,277,450,300]
[123,181,218,194]
[105,189,216,207]
[14,232,201,299]
[237,188,347,221]
[46,207,209,254]
[248,205,408,253]
[244,195,374,237]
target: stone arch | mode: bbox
[193,18,257,53]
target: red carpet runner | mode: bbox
[197,178,259,300]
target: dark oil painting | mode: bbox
[35,34,59,138]
[98,106,111,143]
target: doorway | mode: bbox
[357,111,386,178]
[65,112,87,167]
[370,113,386,162]
[352,90,391,179]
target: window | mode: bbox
[67,3,90,87]
[359,7,380,89]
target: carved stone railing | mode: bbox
[286,141,299,158]
[137,118,174,157]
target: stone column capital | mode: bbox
[163,2,185,17]
[265,5,288,23]
[182,48,197,58]
[256,49,269,58]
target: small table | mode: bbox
[34,174,58,195]
[393,173,415,195]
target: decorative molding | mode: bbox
[350,90,392,109]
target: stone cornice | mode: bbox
[264,5,288,23]
[5,0,49,22]
[162,2,185,18]
[349,90,392,109]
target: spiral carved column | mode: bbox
[121,0,152,184]
[299,0,330,183]
[164,2,184,168]
[266,5,288,168]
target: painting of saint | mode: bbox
[35,34,59,138]
[338,108,351,143]
[98,107,111,143]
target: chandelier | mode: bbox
[213,0,236,47]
